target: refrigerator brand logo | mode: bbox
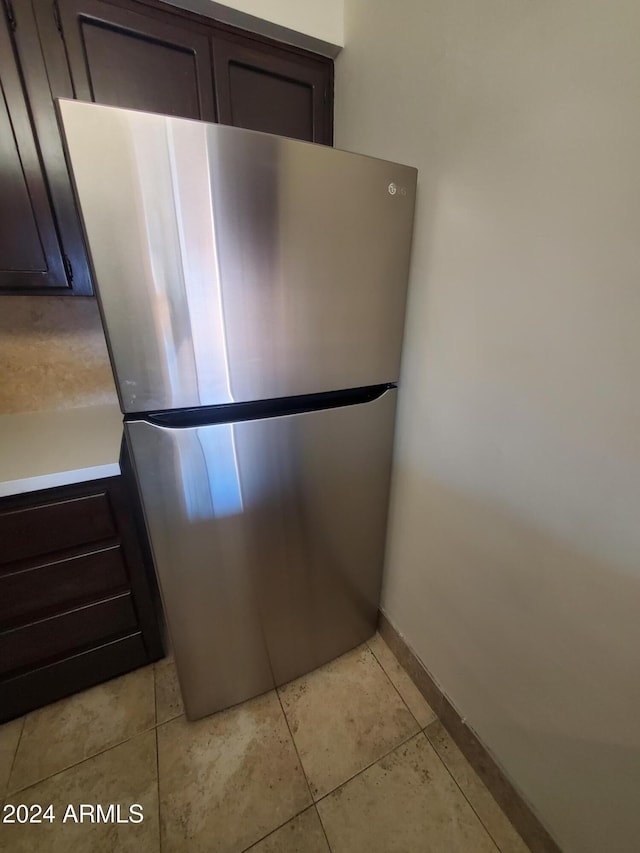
[388,183,407,197]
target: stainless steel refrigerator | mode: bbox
[58,99,417,720]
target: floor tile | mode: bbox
[9,666,155,793]
[155,658,184,724]
[426,721,530,853]
[245,807,330,853]
[279,644,419,800]
[158,690,311,853]
[317,732,499,853]
[0,730,158,853]
[0,717,23,798]
[368,632,437,728]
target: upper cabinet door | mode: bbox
[49,0,216,120]
[0,7,69,293]
[4,0,332,297]
[211,30,333,145]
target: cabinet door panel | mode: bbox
[0,633,148,722]
[0,91,46,271]
[0,592,137,676]
[212,30,332,144]
[0,546,129,626]
[0,491,116,565]
[13,0,93,294]
[228,62,313,141]
[0,11,68,292]
[56,0,215,120]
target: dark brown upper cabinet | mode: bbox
[3,0,95,294]
[0,5,70,293]
[41,0,216,120]
[2,0,333,296]
[212,29,333,145]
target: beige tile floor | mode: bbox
[0,634,530,853]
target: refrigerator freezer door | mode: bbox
[58,99,417,413]
[125,389,397,719]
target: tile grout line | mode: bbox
[275,687,315,803]
[277,685,334,852]
[374,629,524,851]
[153,661,159,727]
[280,643,416,806]
[423,723,510,853]
[235,689,319,853]
[8,681,185,798]
[313,802,334,853]
[372,632,503,844]
[264,641,429,812]
[238,656,422,852]
[375,630,520,853]
[373,634,515,852]
[6,719,159,797]
[365,639,424,731]
[237,807,310,853]
[4,715,26,800]
[236,800,335,853]
[156,710,183,728]
[379,613,557,853]
[153,663,162,853]
[313,726,422,807]
[155,726,162,853]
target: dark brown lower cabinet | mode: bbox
[0,475,164,722]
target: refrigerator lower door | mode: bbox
[126,388,397,720]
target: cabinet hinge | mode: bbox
[4,0,17,32]
[63,254,73,283]
[52,0,63,36]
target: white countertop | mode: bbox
[0,404,123,498]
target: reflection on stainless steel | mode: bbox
[177,424,244,521]
[126,389,397,719]
[58,99,417,413]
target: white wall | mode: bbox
[208,0,343,47]
[336,2,640,851]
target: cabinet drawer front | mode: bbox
[0,546,128,626]
[0,492,116,565]
[0,633,150,723]
[0,592,137,676]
